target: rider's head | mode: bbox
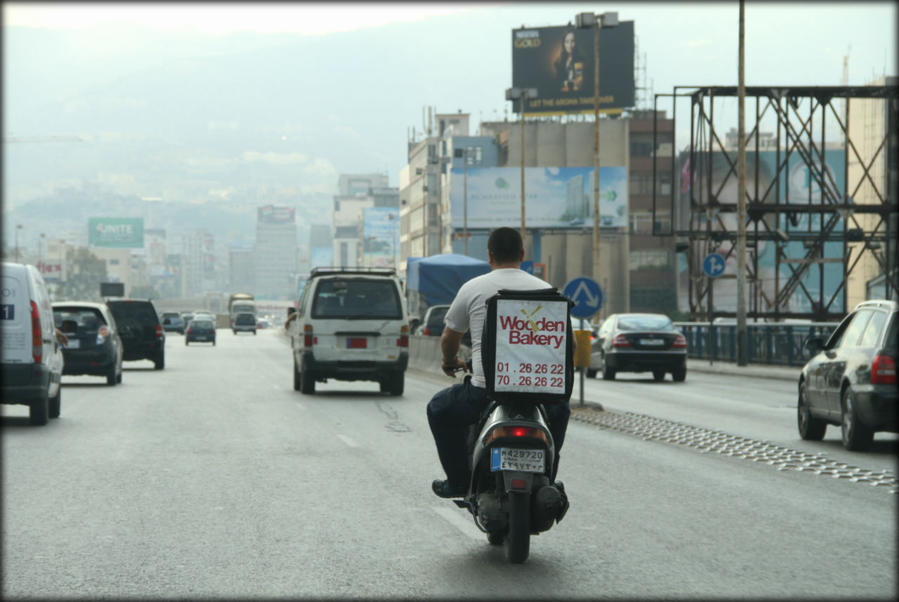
[487,227,524,267]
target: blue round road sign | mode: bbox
[703,253,726,278]
[563,277,603,319]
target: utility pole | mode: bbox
[736,0,748,365]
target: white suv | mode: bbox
[290,268,409,395]
[1,262,64,425]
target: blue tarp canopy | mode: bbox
[406,254,491,308]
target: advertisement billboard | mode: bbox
[362,207,398,267]
[450,166,627,229]
[677,149,847,314]
[258,205,295,224]
[511,22,635,115]
[88,217,144,248]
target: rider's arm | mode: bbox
[440,327,467,377]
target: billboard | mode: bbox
[362,207,399,267]
[88,217,144,248]
[677,149,847,314]
[450,166,628,229]
[258,205,295,223]
[511,22,635,115]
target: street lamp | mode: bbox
[505,87,538,253]
[576,11,619,308]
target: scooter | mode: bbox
[453,385,569,563]
[452,287,573,564]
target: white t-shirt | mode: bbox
[444,268,552,388]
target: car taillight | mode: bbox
[304,324,314,347]
[483,425,549,447]
[398,325,409,347]
[612,334,631,347]
[97,325,109,344]
[155,324,163,338]
[31,301,42,363]
[423,327,430,336]
[872,354,897,385]
[187,328,193,335]
[672,334,687,348]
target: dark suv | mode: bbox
[107,299,166,370]
[798,299,898,451]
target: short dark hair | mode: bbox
[487,227,523,263]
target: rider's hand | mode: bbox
[441,357,467,378]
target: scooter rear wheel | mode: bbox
[505,491,530,563]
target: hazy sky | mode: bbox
[4,1,897,194]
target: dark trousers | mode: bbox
[426,378,571,489]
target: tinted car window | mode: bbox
[427,307,449,328]
[312,279,402,319]
[618,316,673,331]
[837,310,873,349]
[54,308,106,329]
[858,311,888,348]
[109,301,159,326]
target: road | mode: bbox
[3,330,895,599]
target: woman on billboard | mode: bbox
[554,30,584,93]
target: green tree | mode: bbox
[56,248,107,301]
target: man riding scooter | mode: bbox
[426,227,572,504]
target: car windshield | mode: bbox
[617,315,673,331]
[312,279,402,320]
[235,314,255,324]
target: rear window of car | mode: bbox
[427,307,449,327]
[54,307,106,330]
[312,278,402,320]
[618,315,674,331]
[191,320,214,329]
[108,301,159,326]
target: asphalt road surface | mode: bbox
[3,330,895,599]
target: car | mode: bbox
[161,312,185,334]
[53,302,124,386]
[185,318,216,345]
[591,313,687,381]
[180,312,195,329]
[232,312,256,334]
[797,299,898,451]
[290,267,409,395]
[256,317,271,329]
[416,304,450,336]
[1,262,64,425]
[106,299,166,370]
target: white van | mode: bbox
[1,262,64,425]
[290,267,409,395]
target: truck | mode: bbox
[228,293,257,327]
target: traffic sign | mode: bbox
[520,260,534,274]
[703,253,726,278]
[563,277,603,319]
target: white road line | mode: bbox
[337,434,360,448]
[432,506,482,541]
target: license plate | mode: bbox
[346,337,367,349]
[640,338,664,346]
[65,339,80,349]
[490,447,545,473]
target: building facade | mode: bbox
[254,205,298,300]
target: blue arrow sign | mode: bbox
[563,277,603,319]
[702,253,726,278]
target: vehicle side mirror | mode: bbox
[804,336,825,355]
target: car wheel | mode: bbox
[652,369,666,382]
[185,339,189,346]
[601,355,616,380]
[672,364,687,382]
[106,363,117,386]
[797,381,826,441]
[253,330,257,335]
[841,387,873,451]
[586,369,597,378]
[49,386,61,419]
[116,369,123,384]
[388,371,404,396]
[293,358,302,391]
[154,353,165,370]
[30,392,49,426]
[300,364,315,394]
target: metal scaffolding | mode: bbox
[653,85,898,321]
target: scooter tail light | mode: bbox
[872,354,897,385]
[483,425,549,447]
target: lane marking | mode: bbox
[337,434,360,448]
[432,506,482,541]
